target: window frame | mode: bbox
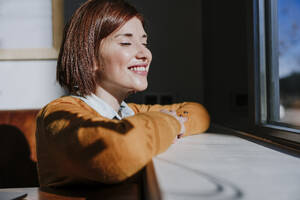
[248,0,300,149]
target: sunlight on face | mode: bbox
[96,17,152,95]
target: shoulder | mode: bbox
[47,96,83,106]
[42,96,84,111]
[37,96,97,119]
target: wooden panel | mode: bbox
[0,110,39,162]
[0,110,40,188]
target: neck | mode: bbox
[94,86,128,113]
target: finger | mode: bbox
[181,117,188,123]
[172,136,178,144]
[160,110,172,115]
[168,111,176,116]
[180,126,186,135]
[177,116,187,122]
[160,109,168,113]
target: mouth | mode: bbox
[127,64,149,76]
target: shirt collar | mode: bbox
[72,94,135,120]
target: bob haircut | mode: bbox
[57,0,144,96]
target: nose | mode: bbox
[136,44,152,63]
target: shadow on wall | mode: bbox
[0,125,39,188]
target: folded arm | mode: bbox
[36,97,180,186]
[129,102,210,136]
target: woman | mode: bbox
[36,0,210,187]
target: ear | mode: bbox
[93,56,104,84]
[92,57,100,72]
[94,39,105,72]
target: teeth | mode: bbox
[129,66,147,72]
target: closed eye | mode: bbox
[120,42,131,46]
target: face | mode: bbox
[96,17,152,96]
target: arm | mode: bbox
[36,97,180,186]
[129,102,210,136]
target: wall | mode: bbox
[202,0,249,126]
[127,0,204,104]
[0,0,65,110]
[0,61,64,110]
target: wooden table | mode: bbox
[0,184,140,200]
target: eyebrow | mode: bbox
[114,33,147,39]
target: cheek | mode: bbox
[116,50,133,66]
[144,48,152,64]
[148,50,153,63]
[106,50,132,71]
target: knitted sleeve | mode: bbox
[128,102,210,136]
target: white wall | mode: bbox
[0,61,64,110]
[0,0,64,110]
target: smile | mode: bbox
[128,64,149,76]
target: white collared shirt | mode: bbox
[72,94,135,120]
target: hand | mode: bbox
[160,109,187,142]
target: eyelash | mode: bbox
[119,43,149,47]
[120,42,131,46]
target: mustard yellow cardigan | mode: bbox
[36,96,210,187]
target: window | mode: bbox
[278,0,300,127]
[250,0,300,148]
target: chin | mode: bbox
[133,82,148,92]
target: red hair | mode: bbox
[57,0,144,96]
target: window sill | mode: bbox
[144,126,300,200]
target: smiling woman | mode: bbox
[36,0,210,187]
[95,17,152,107]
